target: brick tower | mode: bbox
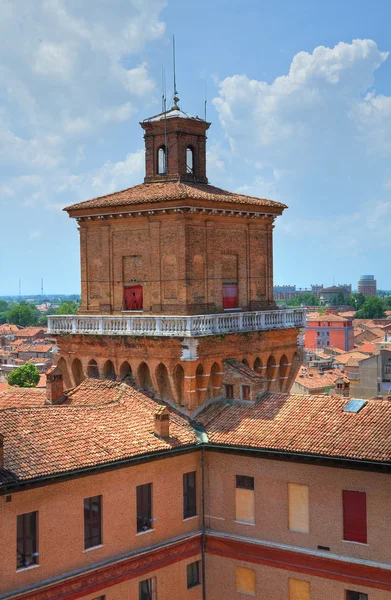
[49,101,305,412]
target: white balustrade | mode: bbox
[48,309,306,338]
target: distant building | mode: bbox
[306,314,354,351]
[358,275,377,297]
[319,286,350,305]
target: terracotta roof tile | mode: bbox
[307,314,349,323]
[334,351,368,367]
[14,327,45,338]
[295,367,345,390]
[0,379,197,484]
[197,394,391,464]
[0,387,47,410]
[65,181,286,212]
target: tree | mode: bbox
[355,296,386,319]
[7,304,38,326]
[8,362,40,388]
[56,301,79,315]
[347,293,366,310]
[0,300,8,312]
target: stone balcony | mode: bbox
[47,308,306,338]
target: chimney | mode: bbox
[46,365,64,404]
[0,434,3,468]
[154,406,171,438]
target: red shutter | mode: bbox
[343,490,367,543]
[223,283,238,309]
[124,285,143,311]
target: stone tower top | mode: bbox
[140,108,210,184]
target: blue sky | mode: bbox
[1,0,391,295]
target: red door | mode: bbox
[124,285,143,311]
[222,283,238,309]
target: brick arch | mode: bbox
[137,362,154,392]
[278,354,289,391]
[87,359,99,379]
[119,361,132,380]
[253,357,263,374]
[207,362,223,399]
[266,355,277,391]
[103,360,116,380]
[173,364,185,406]
[195,363,206,405]
[57,356,71,389]
[286,351,302,391]
[242,358,249,367]
[72,358,85,387]
[155,363,173,401]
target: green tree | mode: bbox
[0,300,8,312]
[355,296,386,319]
[286,293,319,307]
[347,293,366,310]
[56,301,79,315]
[384,296,391,309]
[7,304,38,326]
[8,362,40,388]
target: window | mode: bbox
[187,561,200,588]
[157,146,166,175]
[183,472,197,519]
[346,592,368,600]
[84,496,102,549]
[288,483,309,534]
[124,285,143,311]
[137,483,152,532]
[236,567,255,595]
[235,475,254,524]
[139,577,156,600]
[343,490,367,544]
[93,597,106,600]
[222,283,238,309]
[241,385,251,400]
[17,511,38,569]
[289,578,310,600]
[186,147,194,174]
[225,384,234,399]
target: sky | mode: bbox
[1,0,391,295]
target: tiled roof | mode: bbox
[0,387,47,410]
[65,181,286,212]
[0,324,22,335]
[334,351,368,367]
[355,341,377,354]
[294,367,345,390]
[14,327,45,338]
[0,380,197,484]
[197,394,391,463]
[16,343,53,353]
[307,314,349,323]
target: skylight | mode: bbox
[343,399,367,413]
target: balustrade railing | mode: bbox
[48,309,306,338]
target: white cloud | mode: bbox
[29,230,42,240]
[0,0,165,171]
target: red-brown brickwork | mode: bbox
[55,328,301,410]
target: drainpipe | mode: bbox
[201,445,206,600]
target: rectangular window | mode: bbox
[187,561,201,588]
[289,578,310,600]
[236,567,256,595]
[241,385,251,400]
[139,577,156,600]
[137,483,152,533]
[288,483,309,534]
[235,475,255,524]
[343,490,367,544]
[222,283,238,309]
[346,592,368,600]
[183,472,197,519]
[84,496,102,549]
[17,511,38,569]
[124,285,143,311]
[225,384,234,399]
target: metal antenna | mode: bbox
[204,79,207,122]
[172,35,180,110]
